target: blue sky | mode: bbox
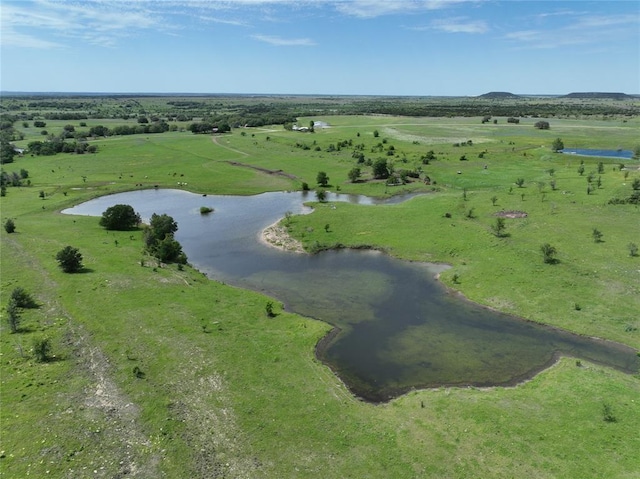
[1,0,638,95]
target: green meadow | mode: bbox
[1,109,639,478]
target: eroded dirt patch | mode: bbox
[494,210,528,218]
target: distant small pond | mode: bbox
[561,148,633,159]
[64,189,639,402]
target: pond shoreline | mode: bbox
[260,214,639,403]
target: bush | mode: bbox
[4,218,15,233]
[33,337,52,362]
[200,206,214,214]
[56,246,83,273]
[11,287,38,308]
[541,243,558,264]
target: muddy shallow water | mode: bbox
[64,189,639,402]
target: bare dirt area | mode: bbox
[260,221,305,253]
[212,135,298,180]
[494,210,528,218]
[3,235,160,478]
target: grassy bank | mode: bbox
[2,115,639,478]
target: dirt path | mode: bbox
[211,135,299,180]
[3,236,160,477]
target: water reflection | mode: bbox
[64,189,639,402]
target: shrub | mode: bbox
[541,243,558,264]
[56,246,83,273]
[592,228,603,243]
[33,337,52,362]
[11,287,38,309]
[4,218,15,233]
[265,301,275,318]
[200,206,214,214]
[602,403,617,423]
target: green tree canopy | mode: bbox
[56,246,83,273]
[372,158,390,179]
[348,167,361,183]
[551,138,564,152]
[316,171,330,187]
[99,204,141,230]
[143,213,186,264]
[144,213,178,248]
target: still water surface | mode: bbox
[64,189,639,401]
[560,148,633,159]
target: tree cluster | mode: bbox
[188,121,231,134]
[27,139,97,156]
[143,213,187,264]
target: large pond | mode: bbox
[560,148,633,159]
[64,189,639,402]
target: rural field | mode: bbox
[1,96,640,478]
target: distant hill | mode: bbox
[563,92,634,100]
[477,92,522,99]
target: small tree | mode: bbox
[541,243,558,264]
[491,195,498,206]
[33,337,52,362]
[6,299,21,333]
[99,204,141,230]
[265,301,275,318]
[551,138,564,152]
[316,171,329,187]
[316,189,327,202]
[577,164,585,176]
[515,178,525,188]
[56,246,83,273]
[592,228,603,243]
[372,158,390,179]
[491,217,507,237]
[348,167,361,183]
[11,287,38,309]
[4,218,16,233]
[534,121,550,130]
[628,242,638,257]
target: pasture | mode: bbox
[1,107,639,478]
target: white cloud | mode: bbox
[430,17,488,33]
[334,0,478,18]
[252,34,316,46]
[505,12,639,50]
[198,15,249,27]
[0,0,166,48]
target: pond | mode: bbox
[560,148,633,159]
[64,189,639,402]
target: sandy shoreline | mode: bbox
[259,220,305,253]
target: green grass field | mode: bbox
[1,113,639,478]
